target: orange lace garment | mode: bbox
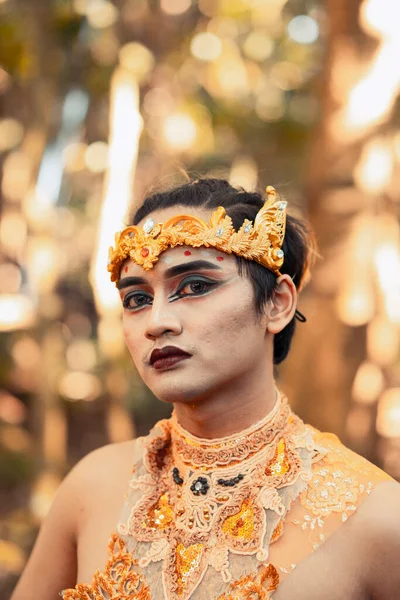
[60,389,393,600]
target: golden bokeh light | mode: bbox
[190,32,223,61]
[161,0,191,15]
[30,471,62,521]
[26,237,63,294]
[0,211,27,259]
[66,339,97,371]
[352,361,385,404]
[11,336,41,370]
[229,155,258,190]
[86,0,119,29]
[97,316,126,358]
[243,31,274,62]
[84,141,109,173]
[353,137,393,194]
[0,391,26,425]
[0,294,35,332]
[373,214,400,324]
[119,42,155,83]
[207,41,249,100]
[0,118,24,152]
[376,388,400,438]
[336,214,376,326]
[367,315,399,366]
[0,540,25,574]
[59,371,102,402]
[63,142,87,173]
[1,151,33,202]
[163,113,197,151]
[255,85,285,122]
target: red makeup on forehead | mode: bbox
[124,266,129,273]
[184,250,192,256]
[216,256,224,261]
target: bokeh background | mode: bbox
[1,0,400,594]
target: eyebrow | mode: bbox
[117,259,223,290]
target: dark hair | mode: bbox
[132,178,316,365]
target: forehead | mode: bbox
[125,204,235,276]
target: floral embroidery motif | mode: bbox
[287,430,393,552]
[216,563,280,600]
[118,394,312,600]
[60,534,151,600]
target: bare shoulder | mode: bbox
[71,438,139,486]
[11,439,140,600]
[355,481,400,599]
[71,439,140,525]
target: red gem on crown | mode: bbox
[141,248,149,257]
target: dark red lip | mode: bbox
[150,346,192,366]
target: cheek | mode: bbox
[195,288,257,351]
[122,316,140,356]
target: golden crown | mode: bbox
[107,186,287,283]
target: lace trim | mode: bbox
[169,391,290,470]
[216,563,280,600]
[60,534,151,600]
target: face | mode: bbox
[118,205,275,406]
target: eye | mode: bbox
[177,278,217,296]
[122,277,218,312]
[122,293,151,310]
[178,279,213,295]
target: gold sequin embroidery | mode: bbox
[265,439,290,477]
[175,542,205,596]
[142,493,173,531]
[222,498,255,541]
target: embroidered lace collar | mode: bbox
[170,388,289,471]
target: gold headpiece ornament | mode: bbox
[107,186,287,283]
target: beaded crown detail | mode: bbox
[107,186,287,283]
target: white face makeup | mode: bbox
[117,205,275,407]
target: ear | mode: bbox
[266,275,297,334]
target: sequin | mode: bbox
[175,542,205,596]
[142,493,173,531]
[265,438,290,476]
[222,498,255,541]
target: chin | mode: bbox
[150,381,208,405]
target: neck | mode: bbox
[172,364,278,439]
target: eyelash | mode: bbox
[122,277,218,311]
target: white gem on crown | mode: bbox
[143,218,155,233]
[216,227,224,236]
[277,249,284,258]
[244,223,252,233]
[278,201,287,210]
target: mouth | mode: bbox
[152,354,191,370]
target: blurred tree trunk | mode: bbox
[280,0,379,459]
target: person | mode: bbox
[11,178,400,600]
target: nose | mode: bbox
[144,294,182,340]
